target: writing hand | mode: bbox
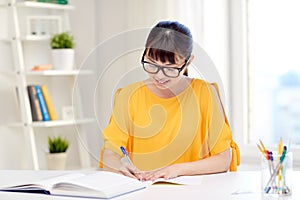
[102,149,143,180]
[120,157,144,180]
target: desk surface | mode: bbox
[0,170,298,200]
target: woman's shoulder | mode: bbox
[191,78,206,84]
[191,78,211,91]
[115,81,146,97]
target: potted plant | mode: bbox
[46,136,69,170]
[50,32,75,70]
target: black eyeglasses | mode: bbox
[141,51,190,78]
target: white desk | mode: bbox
[0,170,299,200]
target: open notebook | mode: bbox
[0,171,202,199]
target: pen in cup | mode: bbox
[264,146,287,193]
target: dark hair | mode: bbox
[145,21,193,64]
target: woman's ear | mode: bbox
[187,54,194,66]
[183,55,194,76]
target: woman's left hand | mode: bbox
[142,164,182,181]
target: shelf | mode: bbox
[32,118,94,127]
[6,118,94,128]
[0,69,93,76]
[21,35,51,41]
[16,1,74,10]
[1,36,50,42]
[25,69,93,76]
[4,0,92,170]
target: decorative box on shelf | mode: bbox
[26,15,62,37]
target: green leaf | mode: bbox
[50,32,74,49]
[48,136,69,153]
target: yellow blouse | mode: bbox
[100,79,233,171]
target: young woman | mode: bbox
[100,21,239,180]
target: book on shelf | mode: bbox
[27,85,43,121]
[0,171,202,199]
[41,85,57,120]
[35,85,50,121]
[28,0,69,5]
[32,64,52,71]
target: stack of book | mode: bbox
[27,85,57,121]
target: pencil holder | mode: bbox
[261,151,293,198]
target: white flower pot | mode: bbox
[46,152,67,170]
[51,49,75,70]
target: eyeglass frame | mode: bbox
[141,50,191,78]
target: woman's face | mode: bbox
[143,54,188,91]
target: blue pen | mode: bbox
[120,146,140,174]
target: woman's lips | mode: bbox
[155,79,169,86]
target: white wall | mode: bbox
[90,0,208,168]
[71,0,190,168]
[69,0,96,68]
[88,0,230,168]
[0,0,231,169]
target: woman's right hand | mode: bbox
[103,149,143,180]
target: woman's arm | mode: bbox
[102,149,123,173]
[102,149,143,179]
[143,148,231,180]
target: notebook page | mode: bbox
[151,175,202,186]
[36,173,85,190]
[53,171,142,191]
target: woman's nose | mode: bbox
[155,68,166,78]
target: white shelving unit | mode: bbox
[0,0,94,170]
